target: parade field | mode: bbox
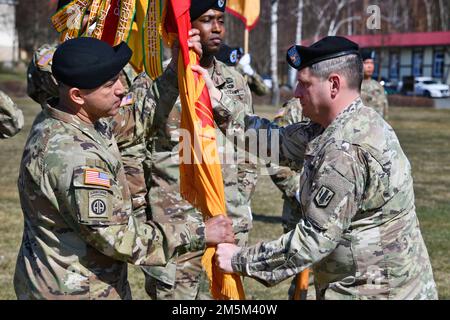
[0,96,449,300]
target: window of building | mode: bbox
[372,50,380,79]
[389,51,400,79]
[412,50,423,77]
[433,50,444,78]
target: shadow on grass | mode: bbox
[252,212,283,224]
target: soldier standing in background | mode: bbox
[271,98,303,234]
[140,0,258,300]
[0,90,24,139]
[216,44,270,96]
[270,98,315,300]
[360,49,389,119]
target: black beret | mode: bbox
[287,36,360,71]
[52,37,132,89]
[360,49,375,61]
[56,0,72,11]
[190,0,227,22]
[215,44,242,66]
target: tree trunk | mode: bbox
[438,0,448,31]
[270,0,280,106]
[423,0,433,31]
[288,0,304,89]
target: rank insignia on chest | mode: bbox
[84,169,111,188]
[315,186,335,208]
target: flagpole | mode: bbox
[244,28,249,54]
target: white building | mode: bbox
[0,0,18,67]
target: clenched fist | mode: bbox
[204,215,234,245]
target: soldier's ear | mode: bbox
[328,74,340,99]
[68,87,85,105]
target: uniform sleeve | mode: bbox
[111,105,148,218]
[268,163,300,199]
[247,72,270,96]
[111,75,153,218]
[231,144,366,286]
[0,90,24,139]
[151,66,180,135]
[213,95,321,167]
[52,155,205,267]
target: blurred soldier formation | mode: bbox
[9,0,437,300]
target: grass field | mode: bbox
[0,96,449,300]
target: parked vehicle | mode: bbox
[414,77,450,98]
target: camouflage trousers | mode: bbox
[143,231,249,300]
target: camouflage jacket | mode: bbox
[270,98,303,232]
[0,90,24,139]
[28,43,144,217]
[214,97,438,300]
[361,79,388,119]
[236,64,269,96]
[14,101,205,300]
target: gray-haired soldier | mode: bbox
[196,36,438,300]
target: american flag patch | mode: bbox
[37,51,53,68]
[120,93,134,107]
[84,169,111,188]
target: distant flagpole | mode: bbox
[226,0,260,53]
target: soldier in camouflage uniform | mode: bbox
[14,37,234,300]
[0,90,24,139]
[210,36,438,300]
[216,44,269,96]
[139,0,257,299]
[236,53,270,96]
[360,50,389,119]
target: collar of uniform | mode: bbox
[209,57,227,88]
[43,100,110,146]
[305,98,363,156]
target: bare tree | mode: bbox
[270,0,280,106]
[423,0,433,31]
[327,0,361,36]
[288,0,304,89]
[309,0,361,38]
[438,0,449,31]
[16,0,58,58]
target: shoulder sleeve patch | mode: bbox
[37,51,54,68]
[314,186,335,208]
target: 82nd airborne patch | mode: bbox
[88,190,110,219]
[314,186,335,208]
